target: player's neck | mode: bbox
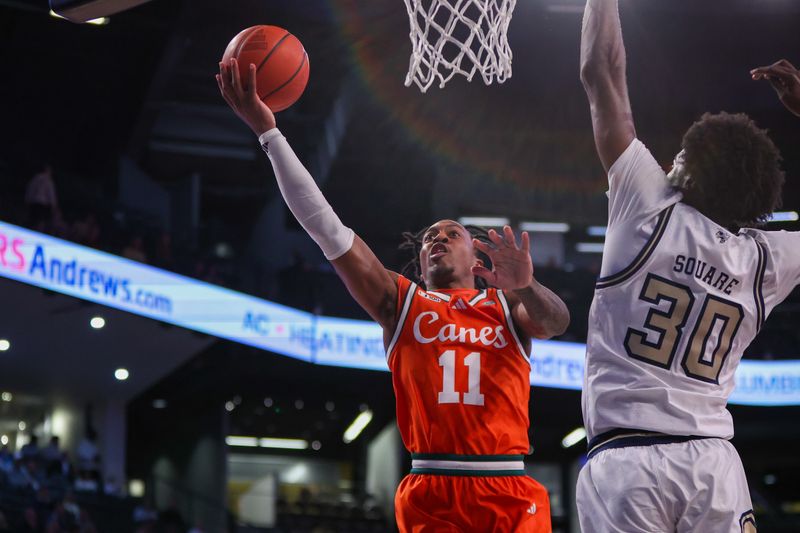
[427,278,477,291]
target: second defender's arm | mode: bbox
[580,0,636,172]
[218,59,399,332]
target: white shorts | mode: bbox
[576,436,756,533]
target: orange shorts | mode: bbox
[395,473,552,532]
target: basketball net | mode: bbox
[403,0,517,92]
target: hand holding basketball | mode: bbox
[217,59,277,135]
[751,59,800,117]
[471,226,534,290]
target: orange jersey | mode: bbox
[387,275,532,456]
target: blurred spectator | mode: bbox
[41,437,62,476]
[133,498,158,526]
[103,475,123,497]
[25,163,61,233]
[122,235,148,263]
[16,507,41,533]
[46,491,97,533]
[158,501,186,533]
[7,459,44,491]
[70,213,101,248]
[76,430,100,482]
[21,435,40,460]
[0,445,13,473]
[154,231,175,271]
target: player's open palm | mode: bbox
[751,59,800,117]
[216,58,277,135]
[471,226,533,291]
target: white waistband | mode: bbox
[411,459,525,471]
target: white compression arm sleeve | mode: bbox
[259,128,355,260]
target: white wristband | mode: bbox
[259,129,354,260]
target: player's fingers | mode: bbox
[487,229,505,248]
[472,239,495,256]
[471,265,495,284]
[520,231,530,254]
[247,63,258,95]
[503,226,519,250]
[230,58,241,94]
[775,59,798,71]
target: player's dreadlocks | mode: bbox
[399,224,494,290]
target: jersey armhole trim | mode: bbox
[469,290,487,306]
[496,289,530,364]
[596,203,675,290]
[386,281,418,366]
[753,241,767,331]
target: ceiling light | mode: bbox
[18,421,26,431]
[225,436,258,447]
[311,440,322,451]
[259,438,308,450]
[128,479,145,498]
[90,317,105,329]
[587,226,607,237]
[152,399,167,409]
[519,222,570,233]
[225,401,235,412]
[263,397,273,407]
[114,368,129,381]
[325,401,335,412]
[576,242,604,253]
[343,410,373,444]
[0,339,10,351]
[1,392,11,402]
[768,211,799,223]
[457,217,510,227]
[561,427,587,448]
[295,400,304,410]
[0,435,7,446]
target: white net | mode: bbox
[403,0,517,92]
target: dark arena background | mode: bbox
[0,0,799,531]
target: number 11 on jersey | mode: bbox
[438,350,485,406]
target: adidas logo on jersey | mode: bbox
[527,503,537,515]
[418,291,442,303]
[452,297,468,310]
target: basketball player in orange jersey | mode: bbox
[217,58,569,532]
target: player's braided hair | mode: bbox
[399,224,494,290]
[678,112,784,228]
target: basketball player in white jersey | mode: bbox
[577,1,799,532]
[751,59,800,117]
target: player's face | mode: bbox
[419,220,478,288]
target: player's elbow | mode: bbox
[580,60,622,92]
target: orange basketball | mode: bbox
[221,25,310,112]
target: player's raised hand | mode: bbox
[751,59,800,117]
[471,226,533,291]
[216,58,277,135]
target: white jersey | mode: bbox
[583,139,800,442]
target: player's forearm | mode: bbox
[259,129,354,260]
[513,279,570,339]
[580,0,626,88]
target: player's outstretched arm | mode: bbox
[472,227,570,340]
[751,59,800,117]
[580,0,636,172]
[217,59,399,332]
